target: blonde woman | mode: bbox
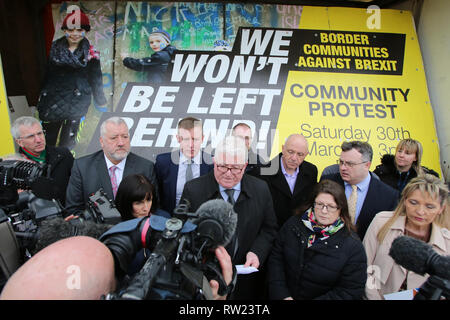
[374,139,439,192]
[363,174,449,299]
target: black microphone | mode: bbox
[389,236,450,280]
[193,199,238,248]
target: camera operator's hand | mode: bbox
[244,251,260,269]
[210,246,233,300]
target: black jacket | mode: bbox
[268,215,367,300]
[20,146,74,206]
[181,171,278,266]
[37,37,107,122]
[320,172,398,240]
[123,45,176,83]
[249,154,318,228]
[374,154,439,192]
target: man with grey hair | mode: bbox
[10,116,73,205]
[181,135,278,299]
[65,117,158,215]
[251,134,318,228]
[321,140,398,240]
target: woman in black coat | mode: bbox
[37,10,107,150]
[374,139,439,192]
[267,180,367,300]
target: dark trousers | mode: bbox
[42,119,80,150]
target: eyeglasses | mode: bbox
[18,130,46,141]
[216,165,244,175]
[337,159,368,168]
[314,202,339,213]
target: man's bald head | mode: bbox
[1,236,116,300]
[281,134,309,174]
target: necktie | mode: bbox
[109,166,118,198]
[348,184,358,224]
[185,159,193,182]
[224,188,238,261]
[225,189,235,206]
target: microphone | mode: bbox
[389,236,450,280]
[194,199,238,248]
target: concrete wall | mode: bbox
[418,0,450,181]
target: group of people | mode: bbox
[1,113,449,301]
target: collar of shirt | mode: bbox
[104,154,127,172]
[219,182,241,202]
[344,172,371,192]
[280,157,299,178]
[179,151,201,165]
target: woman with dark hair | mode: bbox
[374,139,439,192]
[115,174,169,221]
[267,179,367,300]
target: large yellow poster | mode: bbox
[275,7,440,175]
[0,54,15,158]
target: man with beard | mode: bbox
[65,117,158,216]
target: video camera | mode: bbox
[103,199,238,300]
[0,159,121,286]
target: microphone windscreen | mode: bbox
[194,199,237,247]
[389,235,450,280]
[389,236,434,275]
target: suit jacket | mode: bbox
[154,150,213,214]
[250,154,318,228]
[65,150,158,215]
[320,172,399,240]
[363,211,450,300]
[181,171,278,266]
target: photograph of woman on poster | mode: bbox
[121,29,176,84]
[37,9,107,151]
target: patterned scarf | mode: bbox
[301,207,345,247]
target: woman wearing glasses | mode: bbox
[374,139,439,192]
[267,179,367,300]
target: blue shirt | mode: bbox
[176,152,201,206]
[219,182,241,203]
[344,173,371,223]
[280,158,299,194]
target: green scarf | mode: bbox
[20,147,46,164]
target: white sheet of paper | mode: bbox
[384,289,414,300]
[236,265,259,275]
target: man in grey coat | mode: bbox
[65,117,158,215]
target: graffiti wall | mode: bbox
[42,1,440,176]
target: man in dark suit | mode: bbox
[231,122,267,173]
[181,135,278,299]
[321,141,399,240]
[65,117,158,215]
[11,116,74,206]
[251,134,318,228]
[155,117,213,215]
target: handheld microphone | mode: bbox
[194,199,238,248]
[389,236,450,280]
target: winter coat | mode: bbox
[122,45,176,83]
[268,215,367,300]
[374,154,439,192]
[37,36,107,122]
[363,211,450,300]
